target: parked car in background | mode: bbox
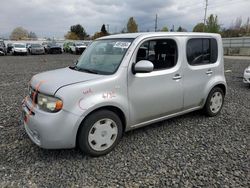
[42,42,49,52]
[0,40,7,55]
[46,42,62,54]
[29,43,45,55]
[69,42,91,54]
[11,43,28,55]
[63,42,73,53]
[22,32,227,156]
[243,65,250,86]
[7,43,13,53]
[26,43,31,52]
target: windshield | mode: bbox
[75,39,133,75]
[14,44,25,48]
[31,44,42,48]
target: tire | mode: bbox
[77,110,123,156]
[203,87,224,117]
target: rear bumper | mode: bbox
[22,96,80,149]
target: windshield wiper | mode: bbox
[77,68,99,74]
[69,64,100,74]
[69,65,78,70]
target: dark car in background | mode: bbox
[29,43,45,55]
[7,43,13,53]
[46,42,62,54]
[26,43,31,52]
[0,40,7,55]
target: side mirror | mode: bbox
[132,60,154,74]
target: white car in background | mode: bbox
[69,42,91,54]
[243,65,250,86]
[12,43,28,55]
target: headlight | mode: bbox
[37,93,63,112]
[246,69,250,73]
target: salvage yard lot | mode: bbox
[0,54,249,187]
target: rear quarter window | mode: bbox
[187,38,218,65]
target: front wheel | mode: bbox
[77,110,123,156]
[203,87,224,117]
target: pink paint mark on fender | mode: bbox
[102,91,116,99]
[83,88,93,95]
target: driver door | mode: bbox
[128,38,183,125]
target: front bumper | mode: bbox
[14,51,27,55]
[243,72,250,84]
[31,49,44,54]
[22,96,80,149]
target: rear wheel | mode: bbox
[77,110,123,156]
[204,87,224,117]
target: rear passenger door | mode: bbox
[183,38,218,109]
[128,38,183,125]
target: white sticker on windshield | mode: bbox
[113,42,131,49]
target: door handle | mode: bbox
[173,74,182,80]
[206,70,213,75]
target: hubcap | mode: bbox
[210,91,223,114]
[88,118,118,151]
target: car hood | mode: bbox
[30,67,104,95]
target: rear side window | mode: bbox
[187,38,218,65]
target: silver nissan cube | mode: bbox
[22,32,227,156]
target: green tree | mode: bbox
[64,32,79,40]
[101,24,108,35]
[92,24,109,40]
[177,26,187,32]
[205,14,220,33]
[127,17,138,33]
[70,24,87,39]
[161,26,169,32]
[10,27,28,40]
[193,23,205,32]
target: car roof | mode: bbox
[99,32,221,40]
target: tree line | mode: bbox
[8,15,250,40]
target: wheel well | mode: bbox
[214,84,226,95]
[75,106,126,147]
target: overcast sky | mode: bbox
[0,0,249,38]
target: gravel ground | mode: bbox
[0,54,249,187]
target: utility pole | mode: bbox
[155,14,158,32]
[107,24,109,33]
[203,0,208,32]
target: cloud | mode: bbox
[0,0,249,38]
